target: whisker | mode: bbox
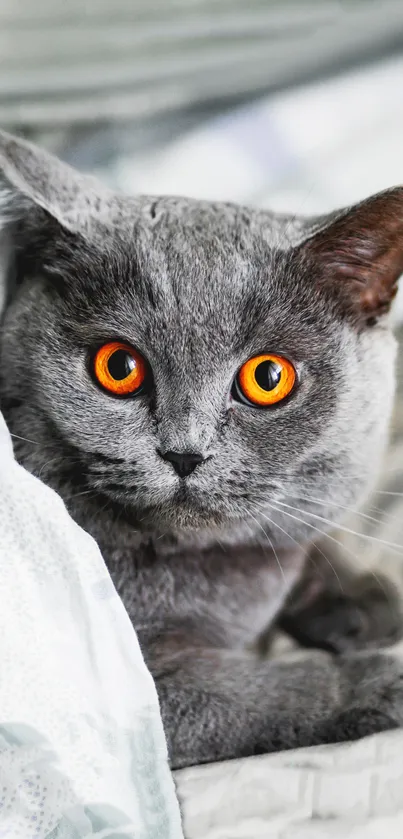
[373,490,403,498]
[245,503,343,591]
[247,510,287,585]
[255,500,389,595]
[215,537,228,554]
[10,432,40,446]
[289,492,388,529]
[366,503,403,523]
[63,488,96,502]
[275,499,403,554]
[93,495,113,523]
[36,457,63,481]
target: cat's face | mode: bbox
[0,132,402,544]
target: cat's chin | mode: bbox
[135,501,229,533]
[112,485,232,533]
[89,480,237,534]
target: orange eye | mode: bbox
[235,353,296,407]
[93,341,147,396]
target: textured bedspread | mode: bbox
[175,730,403,838]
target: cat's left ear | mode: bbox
[299,188,403,325]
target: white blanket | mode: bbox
[0,412,183,838]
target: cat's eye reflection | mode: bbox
[93,341,148,396]
[232,354,296,407]
[92,342,296,409]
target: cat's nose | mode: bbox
[158,450,205,478]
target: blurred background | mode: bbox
[2,0,403,318]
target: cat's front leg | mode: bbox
[279,542,403,653]
[147,631,403,769]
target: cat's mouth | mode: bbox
[105,480,232,532]
[73,451,241,531]
[143,483,230,531]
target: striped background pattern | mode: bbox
[1,0,403,150]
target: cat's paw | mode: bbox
[321,706,401,744]
[281,574,403,654]
[320,649,403,743]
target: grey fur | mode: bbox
[1,129,403,769]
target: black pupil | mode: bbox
[255,360,282,391]
[107,350,136,380]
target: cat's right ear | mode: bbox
[0,129,116,308]
[0,129,112,236]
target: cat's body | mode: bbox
[1,131,403,768]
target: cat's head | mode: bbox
[0,130,402,544]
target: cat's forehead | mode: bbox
[50,192,313,312]
[107,198,298,335]
[119,194,307,250]
[112,195,303,302]
[49,194,330,362]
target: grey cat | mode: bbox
[1,129,403,769]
